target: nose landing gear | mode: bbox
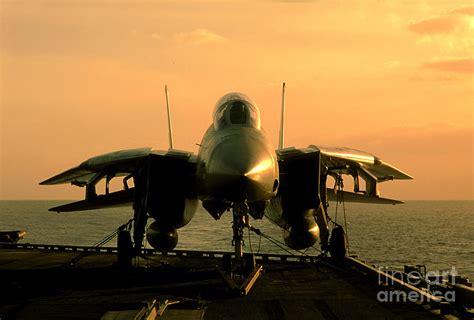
[219,201,264,295]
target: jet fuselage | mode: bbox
[196,93,279,205]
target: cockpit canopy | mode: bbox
[213,93,261,130]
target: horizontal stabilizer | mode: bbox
[49,189,135,213]
[326,188,403,205]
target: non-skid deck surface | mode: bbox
[0,248,439,319]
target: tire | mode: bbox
[329,226,346,261]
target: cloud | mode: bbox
[408,5,474,35]
[408,6,473,53]
[409,73,457,82]
[450,6,474,16]
[421,58,474,74]
[408,16,458,35]
[173,29,228,45]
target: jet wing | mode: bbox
[326,188,403,205]
[48,189,135,212]
[278,145,412,204]
[310,145,413,181]
[40,147,196,212]
[40,147,154,186]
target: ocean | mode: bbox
[1,200,473,279]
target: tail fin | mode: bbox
[164,85,174,149]
[278,82,286,150]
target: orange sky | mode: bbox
[1,1,473,200]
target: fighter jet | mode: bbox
[40,84,412,289]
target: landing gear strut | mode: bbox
[219,201,264,295]
[232,201,248,265]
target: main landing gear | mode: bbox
[219,201,264,296]
[329,224,347,262]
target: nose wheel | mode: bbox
[219,201,264,295]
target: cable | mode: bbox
[249,225,348,273]
[259,213,323,256]
[250,227,315,260]
[247,224,262,254]
[66,219,134,266]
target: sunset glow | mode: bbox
[1,1,472,200]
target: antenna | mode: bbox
[164,85,174,149]
[278,82,286,149]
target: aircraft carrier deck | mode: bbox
[0,243,472,319]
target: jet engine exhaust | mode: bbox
[146,221,178,252]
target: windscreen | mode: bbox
[213,93,261,130]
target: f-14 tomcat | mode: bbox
[41,84,412,290]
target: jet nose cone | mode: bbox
[208,144,262,177]
[206,137,278,202]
